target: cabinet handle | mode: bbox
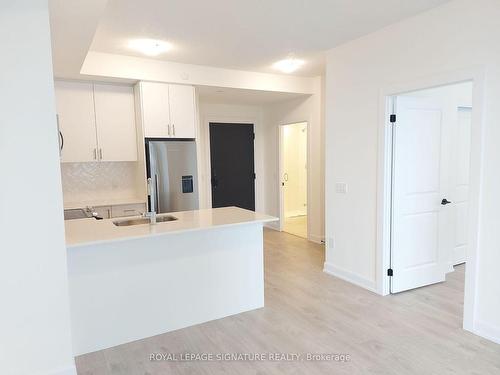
[167,124,171,136]
[173,124,175,137]
[93,148,97,160]
[56,114,64,155]
[99,148,103,160]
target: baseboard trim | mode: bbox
[308,234,324,244]
[323,262,377,293]
[264,222,280,231]
[474,320,500,345]
[35,364,77,375]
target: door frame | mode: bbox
[202,116,257,210]
[278,121,309,238]
[376,68,486,333]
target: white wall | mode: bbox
[198,88,325,244]
[325,0,500,343]
[264,82,324,243]
[0,1,76,375]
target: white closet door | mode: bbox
[168,84,196,138]
[94,84,137,162]
[391,96,452,293]
[54,81,98,162]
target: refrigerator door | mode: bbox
[147,140,199,213]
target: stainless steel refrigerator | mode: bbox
[145,139,199,214]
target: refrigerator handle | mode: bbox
[155,174,160,213]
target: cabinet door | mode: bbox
[94,84,138,162]
[54,81,98,162]
[111,203,146,218]
[140,82,170,138]
[168,84,196,138]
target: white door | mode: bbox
[391,96,453,293]
[451,107,472,265]
[168,84,196,138]
[54,81,98,162]
[94,84,138,162]
[139,82,170,138]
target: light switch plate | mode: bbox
[328,237,335,249]
[335,182,348,194]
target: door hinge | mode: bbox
[387,268,393,277]
[253,173,256,180]
[253,132,255,140]
[389,114,396,124]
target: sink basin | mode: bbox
[156,215,178,223]
[113,215,178,227]
[113,218,151,226]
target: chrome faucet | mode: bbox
[143,210,157,225]
[144,177,157,224]
[86,206,103,220]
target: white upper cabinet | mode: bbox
[168,84,196,139]
[54,80,138,163]
[139,82,171,138]
[94,84,137,162]
[54,81,98,162]
[137,82,196,139]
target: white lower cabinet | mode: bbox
[92,203,146,219]
[111,203,147,218]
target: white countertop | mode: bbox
[65,207,278,248]
[64,197,146,210]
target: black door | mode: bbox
[209,123,255,211]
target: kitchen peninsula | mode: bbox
[65,207,277,355]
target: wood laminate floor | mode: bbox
[283,215,307,239]
[76,229,500,375]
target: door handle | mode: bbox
[59,131,64,152]
[441,198,452,205]
[211,175,218,188]
[56,114,63,154]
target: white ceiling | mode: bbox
[197,86,307,105]
[49,0,109,79]
[88,0,452,77]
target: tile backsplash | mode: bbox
[61,162,143,204]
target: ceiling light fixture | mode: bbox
[273,57,305,74]
[128,39,172,57]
